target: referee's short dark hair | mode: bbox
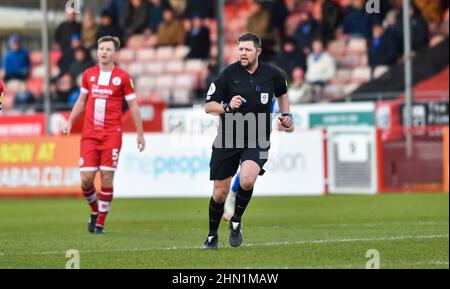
[238,33,262,49]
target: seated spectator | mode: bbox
[3,35,31,82]
[274,37,307,80]
[53,74,78,110]
[155,9,186,46]
[13,81,35,112]
[288,67,314,104]
[321,0,343,45]
[167,0,187,18]
[397,2,430,52]
[246,0,272,40]
[343,0,381,38]
[106,0,127,23]
[69,47,95,81]
[58,34,82,75]
[305,39,336,86]
[294,12,322,54]
[121,0,151,41]
[185,15,210,59]
[368,24,399,69]
[149,0,165,33]
[81,9,98,50]
[383,10,403,57]
[55,12,81,52]
[97,10,123,42]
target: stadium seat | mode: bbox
[155,75,175,90]
[117,48,136,63]
[347,38,367,55]
[174,74,195,89]
[128,63,146,76]
[155,46,174,60]
[184,59,206,74]
[145,62,165,75]
[323,84,345,100]
[373,65,390,79]
[30,51,44,66]
[327,40,347,57]
[331,69,352,84]
[351,66,372,83]
[172,89,191,105]
[165,60,185,74]
[174,46,190,59]
[136,48,155,62]
[26,78,44,97]
[136,76,156,92]
[343,83,360,95]
[49,51,62,66]
[32,65,60,78]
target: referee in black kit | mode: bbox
[203,33,293,249]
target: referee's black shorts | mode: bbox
[209,147,269,180]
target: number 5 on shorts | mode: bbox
[112,149,119,161]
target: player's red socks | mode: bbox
[96,187,113,228]
[82,187,98,214]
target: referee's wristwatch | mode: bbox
[223,103,233,113]
[281,113,293,119]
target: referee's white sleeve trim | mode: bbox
[81,87,89,94]
[125,93,137,101]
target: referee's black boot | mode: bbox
[203,235,218,250]
[229,219,243,247]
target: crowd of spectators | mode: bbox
[1,0,448,112]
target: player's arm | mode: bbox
[63,91,88,135]
[277,93,294,132]
[127,98,145,152]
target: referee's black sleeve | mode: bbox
[206,70,228,103]
[274,71,288,98]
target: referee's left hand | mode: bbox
[278,115,293,130]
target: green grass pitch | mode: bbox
[0,193,448,269]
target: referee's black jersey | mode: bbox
[206,61,287,148]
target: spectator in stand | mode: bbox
[167,0,187,18]
[69,47,95,82]
[260,0,289,39]
[384,10,403,58]
[185,15,211,59]
[246,0,272,40]
[155,9,186,46]
[343,0,381,39]
[53,73,78,110]
[3,35,31,82]
[305,39,336,100]
[397,2,430,52]
[274,37,307,80]
[321,0,343,46]
[105,0,127,23]
[185,0,215,19]
[368,24,399,70]
[415,0,445,24]
[55,12,81,52]
[97,10,122,43]
[121,0,151,41]
[58,34,82,75]
[294,12,322,54]
[81,9,98,50]
[13,81,35,112]
[149,0,165,33]
[288,67,314,104]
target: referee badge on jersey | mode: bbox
[206,83,216,100]
[112,77,122,86]
[260,93,269,104]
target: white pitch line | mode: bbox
[0,234,448,257]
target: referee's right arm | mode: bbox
[205,70,228,115]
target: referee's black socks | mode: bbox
[208,196,224,236]
[232,185,254,223]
